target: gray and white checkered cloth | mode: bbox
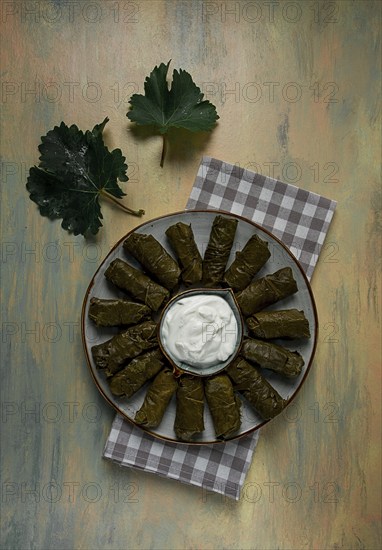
[103,156,337,500]
[187,157,336,280]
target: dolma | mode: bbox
[174,376,205,441]
[109,349,166,398]
[91,320,158,377]
[224,234,271,291]
[204,374,241,439]
[241,337,304,378]
[134,368,177,428]
[226,357,287,420]
[123,233,181,290]
[105,258,169,312]
[235,267,298,317]
[165,222,203,286]
[88,297,151,327]
[202,215,238,288]
[247,309,310,340]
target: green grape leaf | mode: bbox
[127,61,219,165]
[26,118,143,236]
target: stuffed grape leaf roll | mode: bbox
[224,234,271,291]
[123,233,181,290]
[174,376,205,441]
[204,374,241,439]
[105,258,169,312]
[91,320,158,377]
[165,222,203,286]
[235,267,298,317]
[241,337,304,378]
[134,368,177,428]
[202,215,238,287]
[108,349,166,398]
[226,357,287,420]
[88,297,151,327]
[247,309,310,339]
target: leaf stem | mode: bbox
[100,190,145,217]
[160,134,167,167]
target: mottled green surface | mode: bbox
[1,1,381,549]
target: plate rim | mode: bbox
[81,208,319,445]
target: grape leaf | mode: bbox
[127,61,219,165]
[26,118,144,236]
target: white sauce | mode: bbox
[161,294,238,368]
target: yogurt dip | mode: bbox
[161,294,238,368]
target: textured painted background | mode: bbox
[1,1,381,549]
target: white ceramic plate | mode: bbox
[81,210,318,444]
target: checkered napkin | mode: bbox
[103,156,337,500]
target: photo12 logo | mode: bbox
[202,321,238,344]
[1,2,140,24]
[201,81,339,105]
[1,401,102,425]
[200,1,339,24]
[2,481,140,504]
